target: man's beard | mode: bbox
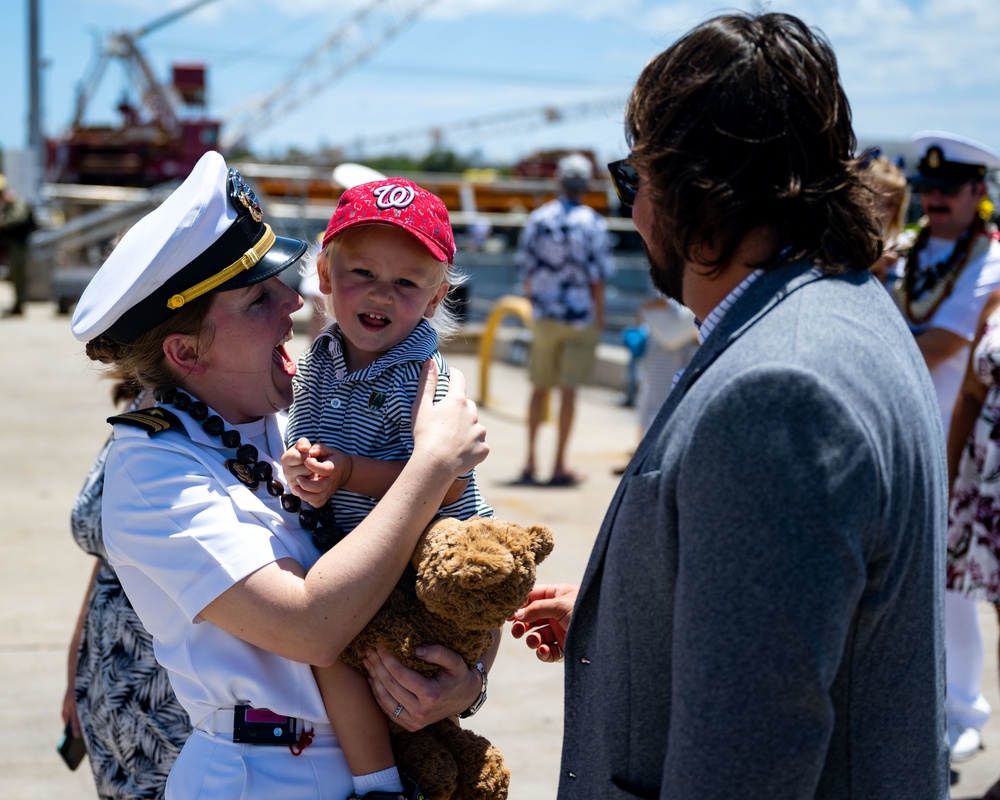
[643,235,686,307]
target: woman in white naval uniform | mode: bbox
[70,151,490,800]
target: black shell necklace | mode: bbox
[155,387,344,553]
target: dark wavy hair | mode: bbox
[625,12,880,275]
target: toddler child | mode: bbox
[283,178,492,799]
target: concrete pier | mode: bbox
[1,292,996,799]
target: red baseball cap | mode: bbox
[322,178,455,265]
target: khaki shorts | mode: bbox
[528,318,601,388]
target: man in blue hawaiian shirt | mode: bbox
[516,153,614,486]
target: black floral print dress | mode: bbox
[948,309,1000,602]
[71,423,191,799]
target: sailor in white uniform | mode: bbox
[70,151,489,799]
[895,130,1000,764]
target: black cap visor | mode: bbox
[913,156,986,191]
[105,217,308,344]
[911,174,974,191]
[215,232,308,293]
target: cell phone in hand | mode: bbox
[57,721,86,770]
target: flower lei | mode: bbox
[895,216,996,329]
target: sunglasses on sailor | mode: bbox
[608,157,639,208]
[914,180,974,198]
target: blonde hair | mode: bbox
[85,294,215,392]
[313,225,468,343]
[864,157,910,243]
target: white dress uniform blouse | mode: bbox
[102,408,328,730]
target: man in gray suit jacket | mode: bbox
[512,12,949,798]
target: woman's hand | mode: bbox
[61,685,81,737]
[510,584,578,663]
[411,362,488,479]
[363,645,482,732]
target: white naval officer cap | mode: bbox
[911,130,1000,188]
[71,151,308,345]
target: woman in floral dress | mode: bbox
[947,286,1000,800]
[62,384,191,799]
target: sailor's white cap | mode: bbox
[71,151,307,344]
[911,130,1000,187]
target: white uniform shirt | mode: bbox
[102,409,329,730]
[918,236,1000,432]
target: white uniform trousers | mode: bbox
[166,728,353,799]
[945,590,991,731]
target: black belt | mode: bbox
[200,706,333,744]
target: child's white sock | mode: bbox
[353,766,403,795]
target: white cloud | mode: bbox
[7,0,1000,164]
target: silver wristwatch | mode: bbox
[457,662,488,719]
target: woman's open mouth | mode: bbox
[273,327,296,377]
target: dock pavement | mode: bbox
[1,290,998,799]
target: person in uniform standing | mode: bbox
[70,150,489,800]
[892,131,1000,765]
[0,174,35,316]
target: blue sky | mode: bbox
[2,0,999,169]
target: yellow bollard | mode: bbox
[477,295,548,420]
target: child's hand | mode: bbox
[281,438,353,507]
[280,438,314,494]
[509,584,577,663]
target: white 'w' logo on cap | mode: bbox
[373,184,415,210]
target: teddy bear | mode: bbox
[340,515,555,800]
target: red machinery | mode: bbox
[48,0,438,187]
[48,0,221,186]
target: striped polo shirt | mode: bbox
[287,319,492,533]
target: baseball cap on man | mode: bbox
[322,178,455,265]
[72,150,307,344]
[911,130,1000,189]
[556,153,593,181]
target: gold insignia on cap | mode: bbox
[229,169,264,222]
[238,190,263,223]
[928,146,942,169]
[166,223,276,310]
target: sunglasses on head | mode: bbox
[914,180,972,197]
[607,156,639,207]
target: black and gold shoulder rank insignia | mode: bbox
[107,407,183,435]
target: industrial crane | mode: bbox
[340,95,626,160]
[52,0,223,185]
[51,0,438,185]
[220,0,439,151]
[68,0,220,138]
